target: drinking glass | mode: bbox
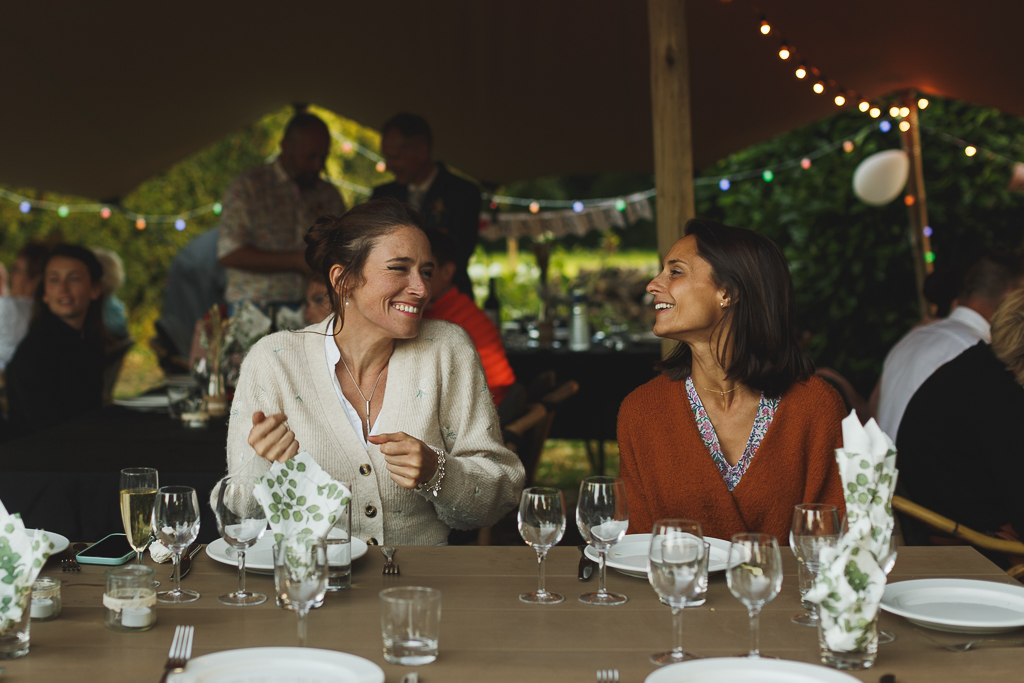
[877,533,898,644]
[518,487,567,604]
[576,476,629,606]
[727,533,783,659]
[790,503,840,626]
[213,476,267,606]
[153,486,201,603]
[119,468,158,565]
[380,587,442,665]
[648,519,705,664]
[274,539,328,647]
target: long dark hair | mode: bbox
[35,244,107,345]
[303,198,426,330]
[657,219,812,397]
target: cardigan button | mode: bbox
[359,463,372,476]
[367,537,378,546]
[364,504,378,518]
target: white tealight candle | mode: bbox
[31,597,55,619]
[121,607,152,628]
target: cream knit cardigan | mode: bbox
[222,317,525,545]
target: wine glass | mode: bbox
[119,468,159,563]
[518,487,567,604]
[789,503,840,626]
[576,476,629,606]
[213,476,268,606]
[274,538,328,647]
[648,519,705,664]
[153,486,201,603]
[727,533,783,659]
[877,533,899,644]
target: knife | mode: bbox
[577,544,596,581]
[176,542,204,580]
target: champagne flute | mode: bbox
[119,468,158,563]
[727,533,783,659]
[877,533,899,644]
[518,487,567,604]
[153,486,201,603]
[648,519,705,664]
[213,476,268,606]
[576,476,629,606]
[274,538,328,647]
[789,503,840,626]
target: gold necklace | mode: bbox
[698,383,740,397]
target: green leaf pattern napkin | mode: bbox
[253,453,352,547]
[0,499,54,633]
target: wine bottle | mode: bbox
[483,277,501,329]
[569,289,591,352]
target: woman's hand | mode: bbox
[368,432,439,489]
[248,411,300,463]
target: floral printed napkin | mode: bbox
[0,499,54,632]
[253,453,351,547]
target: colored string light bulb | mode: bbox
[341,141,353,153]
[843,140,855,153]
[213,202,223,215]
[899,120,911,132]
[965,146,977,156]
[100,207,111,219]
[925,251,936,263]
[904,195,915,206]
[489,201,498,210]
[175,218,186,231]
[58,205,69,217]
[778,45,790,60]
[918,98,929,109]
[879,120,892,133]
[375,161,387,173]
[572,201,584,213]
[529,201,540,214]
[889,106,900,117]
[923,226,933,237]
[759,19,771,35]
[834,94,846,106]
[869,107,881,118]
[18,201,30,213]
[795,65,807,79]
[899,107,910,118]
[135,218,146,230]
[762,170,774,182]
[859,101,870,112]
[800,158,811,169]
[813,81,824,94]
[718,179,731,191]
[615,199,626,212]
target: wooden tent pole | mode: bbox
[900,93,934,320]
[648,0,696,357]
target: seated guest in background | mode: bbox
[876,251,1020,439]
[303,274,331,326]
[4,245,106,438]
[0,242,48,371]
[223,199,524,546]
[423,230,515,405]
[92,247,129,340]
[897,288,1024,548]
[618,219,845,543]
[372,113,481,296]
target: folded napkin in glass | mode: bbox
[253,453,352,547]
[807,410,898,652]
[0,499,55,631]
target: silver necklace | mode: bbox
[338,353,389,438]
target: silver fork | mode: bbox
[381,546,400,575]
[597,669,619,683]
[941,638,1024,652]
[159,625,195,682]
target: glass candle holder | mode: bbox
[104,565,157,632]
[30,578,61,621]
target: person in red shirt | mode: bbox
[423,231,515,405]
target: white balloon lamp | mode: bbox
[852,149,910,206]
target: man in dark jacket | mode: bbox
[372,113,481,295]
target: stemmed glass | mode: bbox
[648,519,705,664]
[119,468,159,587]
[727,533,783,659]
[213,476,268,606]
[576,476,629,606]
[153,486,201,603]
[518,487,567,604]
[274,539,328,647]
[877,533,899,644]
[789,503,840,626]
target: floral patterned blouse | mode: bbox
[685,376,780,491]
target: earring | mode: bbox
[345,298,349,306]
[720,302,725,308]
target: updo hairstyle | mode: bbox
[304,198,425,329]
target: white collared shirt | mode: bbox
[324,320,380,448]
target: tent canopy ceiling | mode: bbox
[3,0,1022,200]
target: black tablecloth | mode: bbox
[0,406,228,542]
[506,344,661,442]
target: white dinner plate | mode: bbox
[114,395,171,410]
[645,657,861,683]
[881,578,1024,634]
[584,534,734,579]
[164,375,198,388]
[28,529,70,555]
[206,531,368,575]
[168,647,384,683]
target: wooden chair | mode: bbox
[892,495,1024,580]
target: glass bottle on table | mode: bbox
[518,487,566,604]
[119,467,159,587]
[576,476,629,606]
[789,503,840,626]
[153,486,201,603]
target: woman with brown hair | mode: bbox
[618,219,845,542]
[223,198,524,546]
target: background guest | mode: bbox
[618,219,845,542]
[4,245,106,438]
[218,111,346,308]
[372,113,481,296]
[876,251,1021,439]
[0,242,48,371]
[897,288,1024,556]
[424,230,515,405]
[303,274,331,326]
[92,247,129,340]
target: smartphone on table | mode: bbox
[76,533,136,565]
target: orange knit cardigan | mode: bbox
[617,374,846,544]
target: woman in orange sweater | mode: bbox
[618,219,845,543]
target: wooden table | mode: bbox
[6,546,1022,682]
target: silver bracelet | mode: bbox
[417,446,445,497]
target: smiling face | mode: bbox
[646,235,729,343]
[335,225,434,340]
[42,255,102,330]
